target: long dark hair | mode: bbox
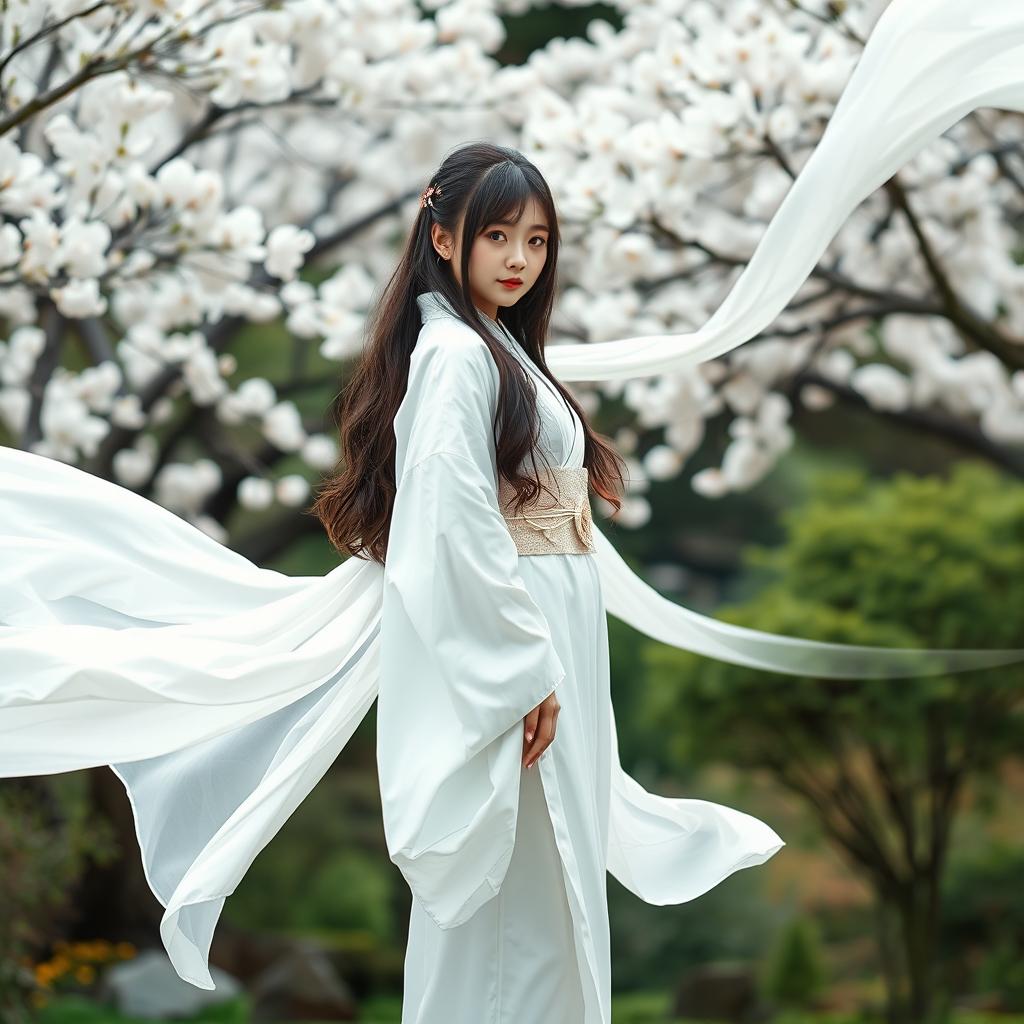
[310,141,626,565]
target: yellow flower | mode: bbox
[116,941,137,958]
[74,964,97,984]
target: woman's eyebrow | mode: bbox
[493,220,550,231]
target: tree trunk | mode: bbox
[898,886,935,1024]
[888,855,952,1024]
[69,767,163,946]
[875,895,907,1024]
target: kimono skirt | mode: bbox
[378,294,611,1023]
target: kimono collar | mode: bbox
[415,290,460,322]
[416,290,506,336]
[415,291,537,370]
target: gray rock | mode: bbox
[99,948,242,1019]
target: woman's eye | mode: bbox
[487,230,546,246]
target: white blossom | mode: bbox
[183,347,229,406]
[276,474,311,507]
[263,400,306,452]
[50,278,107,318]
[265,224,316,282]
[112,436,158,488]
[850,364,911,411]
[614,494,651,529]
[238,377,278,415]
[19,211,62,282]
[238,475,275,511]
[155,459,223,516]
[691,466,728,498]
[643,444,684,480]
[110,394,148,430]
[302,434,339,470]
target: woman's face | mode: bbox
[433,196,550,320]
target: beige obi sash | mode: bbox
[497,465,595,556]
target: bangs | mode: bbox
[463,162,554,242]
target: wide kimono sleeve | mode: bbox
[376,322,566,929]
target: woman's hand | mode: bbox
[522,690,560,769]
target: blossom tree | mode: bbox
[526,0,1024,522]
[2,0,1023,560]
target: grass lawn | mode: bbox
[27,994,1024,1024]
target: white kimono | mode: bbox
[377,292,784,1023]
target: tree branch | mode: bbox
[21,298,63,448]
[789,369,1024,477]
[883,176,1024,370]
[0,0,107,88]
[865,736,919,875]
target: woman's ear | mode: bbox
[430,224,453,260]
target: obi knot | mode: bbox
[496,466,595,557]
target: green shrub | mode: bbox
[762,917,827,1009]
[30,992,248,1023]
[0,777,117,1021]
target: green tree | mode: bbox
[763,917,826,1010]
[640,462,1024,1024]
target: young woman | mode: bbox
[311,140,637,1021]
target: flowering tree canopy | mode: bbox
[2,0,1022,552]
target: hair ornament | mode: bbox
[420,182,441,209]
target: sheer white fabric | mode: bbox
[2,0,1024,996]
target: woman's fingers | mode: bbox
[523,705,540,747]
[523,701,559,768]
[522,706,541,764]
